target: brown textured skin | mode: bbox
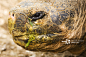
[8,0,86,56]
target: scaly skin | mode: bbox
[8,0,86,56]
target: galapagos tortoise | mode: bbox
[8,0,86,56]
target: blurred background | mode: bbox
[0,0,76,57]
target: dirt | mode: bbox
[0,0,80,57]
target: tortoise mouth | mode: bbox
[13,33,65,41]
[13,33,65,49]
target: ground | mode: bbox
[0,0,80,57]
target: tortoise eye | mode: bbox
[30,11,45,21]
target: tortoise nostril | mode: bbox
[12,14,14,17]
[29,11,45,21]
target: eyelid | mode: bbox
[29,11,45,21]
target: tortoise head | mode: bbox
[8,0,85,54]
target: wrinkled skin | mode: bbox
[8,0,86,56]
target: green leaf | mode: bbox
[30,22,33,26]
[25,40,31,48]
[25,34,35,48]
[28,18,33,26]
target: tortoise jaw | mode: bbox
[13,33,65,40]
[13,33,65,48]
